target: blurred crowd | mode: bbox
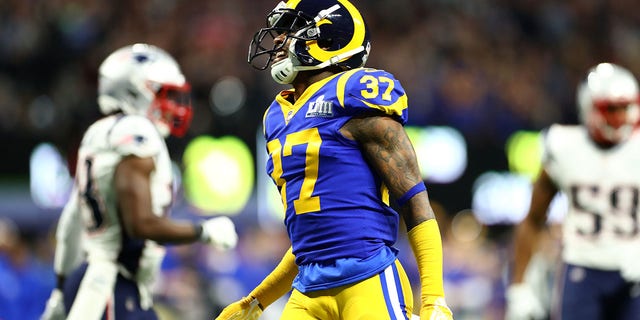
[1,0,639,319]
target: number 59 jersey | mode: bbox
[543,124,640,270]
[262,68,409,266]
[73,114,172,276]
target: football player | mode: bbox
[216,1,453,319]
[40,43,238,320]
[507,62,640,320]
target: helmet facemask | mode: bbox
[248,4,314,71]
[586,98,639,145]
[148,82,193,137]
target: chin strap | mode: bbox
[271,58,298,84]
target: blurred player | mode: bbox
[216,1,452,319]
[40,43,238,320]
[507,62,640,320]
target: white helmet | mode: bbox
[98,43,193,137]
[577,62,640,145]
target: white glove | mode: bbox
[620,246,640,282]
[200,216,238,250]
[505,283,546,320]
[40,289,66,320]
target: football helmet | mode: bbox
[577,62,640,145]
[248,0,371,84]
[98,43,193,137]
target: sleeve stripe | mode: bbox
[336,68,364,108]
[355,93,408,117]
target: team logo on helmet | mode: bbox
[248,0,371,84]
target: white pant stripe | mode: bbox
[384,264,407,320]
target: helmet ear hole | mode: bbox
[317,38,333,49]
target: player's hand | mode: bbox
[419,295,453,320]
[40,289,66,320]
[619,246,640,282]
[200,216,238,250]
[215,296,263,320]
[505,283,546,320]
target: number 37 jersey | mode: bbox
[543,124,640,270]
[262,68,409,266]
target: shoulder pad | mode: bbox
[542,124,582,166]
[336,68,409,124]
[109,115,164,158]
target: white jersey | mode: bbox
[70,114,171,282]
[543,124,640,270]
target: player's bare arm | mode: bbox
[512,169,558,283]
[341,113,435,229]
[115,155,199,243]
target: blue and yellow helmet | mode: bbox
[248,0,371,84]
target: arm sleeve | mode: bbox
[248,246,297,308]
[408,219,445,300]
[53,187,84,277]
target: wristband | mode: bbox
[397,182,426,206]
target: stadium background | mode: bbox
[1,0,639,319]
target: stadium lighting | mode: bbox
[505,130,543,181]
[183,135,254,215]
[29,142,73,208]
[405,125,467,184]
[471,171,567,225]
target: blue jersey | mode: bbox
[263,68,409,290]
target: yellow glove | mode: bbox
[420,295,453,320]
[215,296,263,320]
